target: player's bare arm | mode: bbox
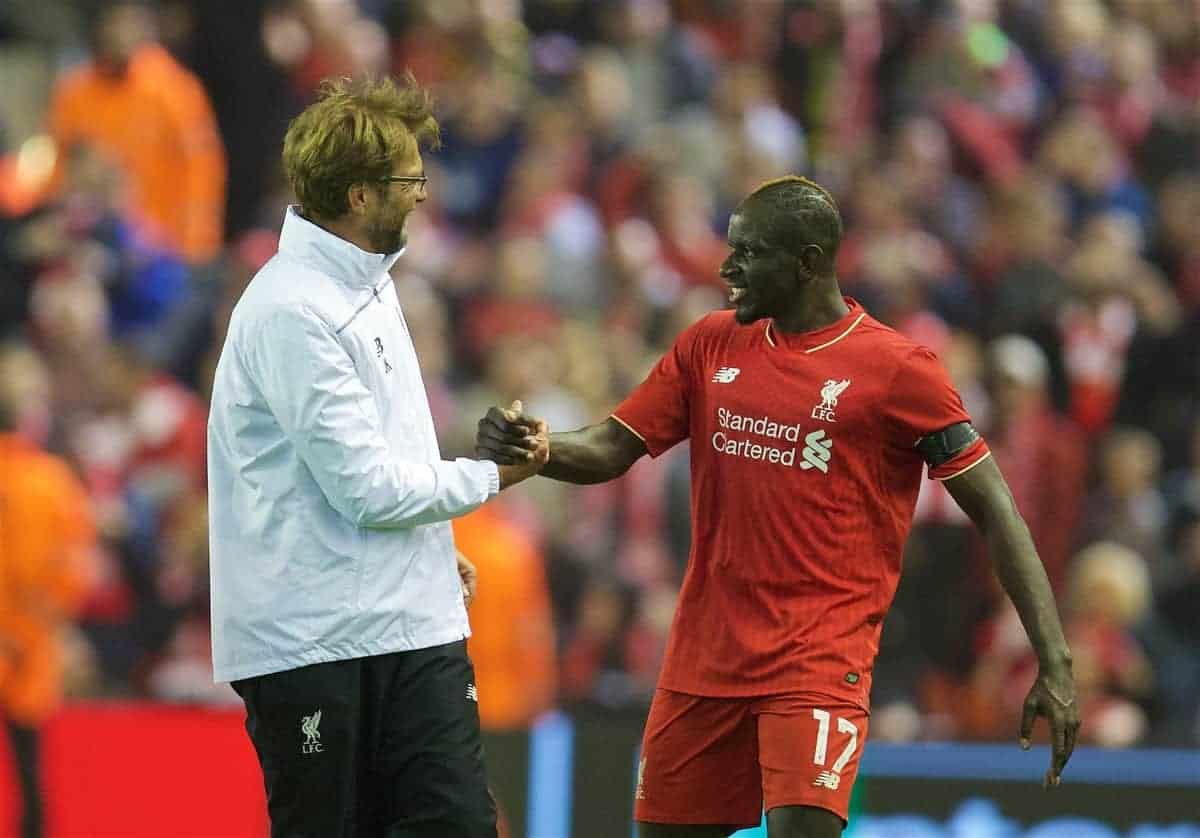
[943,447,1081,790]
[477,409,646,484]
[539,418,647,483]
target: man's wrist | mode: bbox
[496,462,531,491]
[1037,648,1074,675]
[481,459,501,497]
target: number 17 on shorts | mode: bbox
[634,690,869,827]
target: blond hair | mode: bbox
[1068,541,1150,625]
[282,74,440,219]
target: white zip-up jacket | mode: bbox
[208,207,499,682]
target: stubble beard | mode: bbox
[366,211,407,254]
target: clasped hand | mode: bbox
[476,400,549,487]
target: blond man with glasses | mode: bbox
[207,75,548,838]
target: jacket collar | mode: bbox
[278,206,404,290]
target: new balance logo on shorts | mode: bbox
[635,757,647,800]
[813,770,840,790]
[711,366,741,384]
[466,684,478,702]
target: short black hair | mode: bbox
[740,175,843,270]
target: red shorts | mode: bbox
[633,688,869,828]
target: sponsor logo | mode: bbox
[711,366,741,384]
[813,770,841,790]
[811,378,850,422]
[635,757,647,800]
[466,684,479,702]
[798,429,834,473]
[710,407,836,472]
[712,406,801,466]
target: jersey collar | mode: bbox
[278,205,405,290]
[764,297,866,354]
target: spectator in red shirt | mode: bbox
[968,542,1153,748]
[985,334,1088,591]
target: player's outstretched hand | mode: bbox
[1019,667,1081,789]
[477,400,543,465]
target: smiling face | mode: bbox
[362,153,427,254]
[718,177,846,330]
[719,206,800,325]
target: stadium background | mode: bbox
[0,0,1197,835]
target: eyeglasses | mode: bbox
[378,175,427,191]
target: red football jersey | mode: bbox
[612,299,989,708]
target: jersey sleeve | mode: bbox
[611,319,703,457]
[885,345,990,480]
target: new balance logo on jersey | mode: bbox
[813,771,841,790]
[711,366,741,384]
[811,378,850,422]
[301,710,323,754]
[466,684,478,702]
[635,757,647,800]
[798,429,833,473]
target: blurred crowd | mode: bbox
[0,0,1198,750]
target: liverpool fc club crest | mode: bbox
[811,379,851,422]
[301,709,323,754]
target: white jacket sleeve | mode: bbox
[248,303,500,529]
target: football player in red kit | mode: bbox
[476,176,1080,838]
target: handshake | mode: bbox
[477,400,550,489]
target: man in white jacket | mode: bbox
[207,75,547,838]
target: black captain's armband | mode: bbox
[915,422,980,467]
